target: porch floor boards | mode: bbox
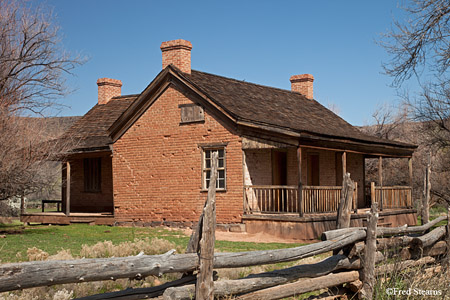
[20,212,115,226]
[243,208,417,223]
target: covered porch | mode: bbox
[20,150,115,225]
[242,136,414,216]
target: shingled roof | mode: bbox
[64,66,415,155]
[182,69,413,149]
[61,95,137,151]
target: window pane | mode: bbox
[203,147,226,190]
[218,179,225,189]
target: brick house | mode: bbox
[22,39,418,240]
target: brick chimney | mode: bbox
[97,78,122,105]
[160,39,192,74]
[290,74,314,99]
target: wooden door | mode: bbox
[272,150,287,211]
[307,153,320,186]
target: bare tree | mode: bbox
[0,0,82,206]
[381,0,450,86]
[382,0,450,203]
[363,103,409,140]
[0,0,82,114]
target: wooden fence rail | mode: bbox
[0,230,366,293]
[2,217,448,300]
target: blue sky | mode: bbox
[46,0,413,126]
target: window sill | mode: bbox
[200,189,227,193]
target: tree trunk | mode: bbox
[195,151,218,300]
[20,194,25,215]
[360,202,378,300]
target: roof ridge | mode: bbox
[111,94,140,100]
[190,69,310,100]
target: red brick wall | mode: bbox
[244,149,272,185]
[112,85,243,223]
[62,153,114,213]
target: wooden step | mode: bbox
[70,219,95,225]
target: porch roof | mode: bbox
[181,69,416,157]
[55,95,137,153]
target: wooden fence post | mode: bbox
[336,173,355,229]
[361,202,378,299]
[195,151,218,300]
[422,156,431,225]
[370,182,375,207]
[446,204,450,268]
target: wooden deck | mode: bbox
[20,212,115,225]
[243,208,417,241]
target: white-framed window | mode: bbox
[202,148,226,190]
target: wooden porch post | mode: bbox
[408,157,413,188]
[297,146,303,217]
[242,150,246,213]
[65,161,71,216]
[342,151,347,176]
[378,156,383,211]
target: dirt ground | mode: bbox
[181,228,316,244]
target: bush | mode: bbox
[0,200,19,217]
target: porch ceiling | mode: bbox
[242,136,295,149]
[298,134,416,158]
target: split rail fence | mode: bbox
[0,214,448,299]
[0,156,448,299]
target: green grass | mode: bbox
[0,222,304,263]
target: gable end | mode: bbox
[108,66,239,142]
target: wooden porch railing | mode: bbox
[373,186,413,209]
[244,184,357,214]
[244,185,299,213]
